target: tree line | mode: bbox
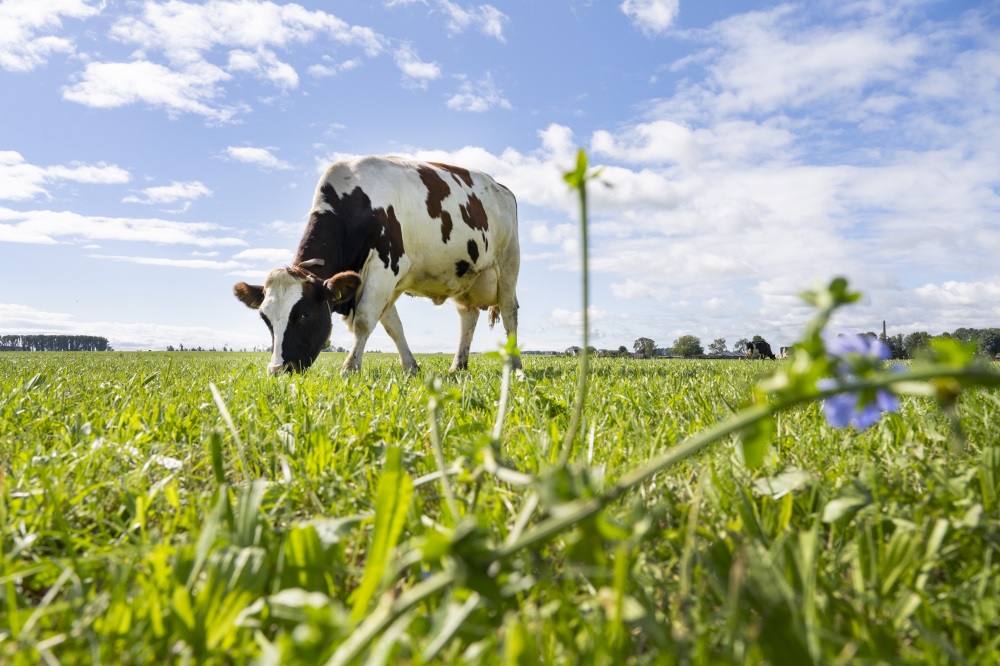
[627,327,1000,359]
[0,335,113,352]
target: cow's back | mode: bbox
[312,156,517,305]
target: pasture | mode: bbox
[2,349,999,664]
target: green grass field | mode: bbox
[2,350,999,664]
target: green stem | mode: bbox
[561,166,590,466]
[326,570,456,666]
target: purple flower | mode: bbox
[825,333,891,360]
[818,380,900,429]
[818,333,900,429]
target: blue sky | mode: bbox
[1,0,998,354]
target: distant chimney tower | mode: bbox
[882,320,887,340]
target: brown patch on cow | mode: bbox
[234,282,265,309]
[374,205,405,275]
[460,193,489,232]
[418,165,455,243]
[467,239,479,263]
[455,260,471,278]
[430,162,474,188]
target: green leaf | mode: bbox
[350,446,414,622]
[739,416,773,469]
[503,612,541,666]
[821,480,873,523]
[563,148,589,189]
[751,466,814,499]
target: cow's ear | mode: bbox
[323,271,361,305]
[234,282,265,309]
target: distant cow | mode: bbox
[745,340,776,359]
[234,156,520,375]
[779,346,791,358]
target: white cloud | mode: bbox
[88,254,250,270]
[620,0,679,37]
[0,151,131,201]
[438,1,508,42]
[227,48,299,88]
[659,4,924,119]
[394,43,441,88]
[446,72,511,112]
[63,60,237,122]
[63,1,386,120]
[232,248,293,264]
[0,0,99,72]
[108,0,384,61]
[307,57,361,78]
[225,146,293,170]
[549,306,610,328]
[915,277,1000,307]
[0,207,246,247]
[123,181,212,206]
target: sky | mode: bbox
[1,0,998,355]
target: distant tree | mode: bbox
[633,337,655,358]
[586,345,597,356]
[672,335,704,357]
[885,334,906,359]
[618,345,628,356]
[707,338,727,355]
[903,331,932,357]
[0,334,111,352]
[733,338,750,354]
[751,335,766,343]
[952,327,977,343]
[977,329,1000,357]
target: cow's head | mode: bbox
[234,267,361,374]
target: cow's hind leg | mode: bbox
[381,302,419,374]
[450,303,480,372]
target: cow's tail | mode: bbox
[487,305,501,329]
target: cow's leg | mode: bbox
[450,303,480,372]
[380,302,419,374]
[341,275,398,375]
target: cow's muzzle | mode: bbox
[267,361,302,375]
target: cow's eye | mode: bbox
[299,311,310,322]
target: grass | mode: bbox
[2,350,999,664]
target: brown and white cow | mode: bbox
[234,156,520,375]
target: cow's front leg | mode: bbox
[380,302,419,374]
[342,317,373,375]
[342,271,404,375]
[450,302,480,372]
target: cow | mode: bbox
[745,340,776,360]
[779,346,791,358]
[233,156,520,375]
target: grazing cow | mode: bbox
[779,346,791,358]
[745,340,776,360]
[234,156,520,375]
